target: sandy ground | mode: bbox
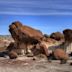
[0,56,72,72]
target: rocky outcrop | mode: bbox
[63,29,72,42]
[50,32,64,41]
[63,29,72,54]
[8,21,43,57]
[9,21,43,43]
[8,21,65,59]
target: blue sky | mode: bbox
[0,0,72,35]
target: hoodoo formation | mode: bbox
[3,21,70,65]
[8,21,45,58]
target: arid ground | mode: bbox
[0,35,72,72]
[0,56,72,72]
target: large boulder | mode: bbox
[8,21,43,55]
[8,50,18,59]
[63,29,72,42]
[54,49,69,64]
[50,32,64,41]
[9,21,43,43]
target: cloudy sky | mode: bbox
[0,0,72,35]
[0,0,72,15]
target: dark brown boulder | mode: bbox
[6,42,16,51]
[50,32,64,41]
[9,21,43,54]
[9,21,43,43]
[70,62,72,66]
[8,51,18,59]
[7,42,24,55]
[54,49,69,64]
[63,29,72,42]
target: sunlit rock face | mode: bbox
[9,21,43,44]
[53,49,69,64]
[63,29,72,54]
[8,21,43,55]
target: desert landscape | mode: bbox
[0,21,72,72]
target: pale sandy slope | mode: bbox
[0,57,72,72]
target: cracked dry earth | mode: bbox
[0,57,72,72]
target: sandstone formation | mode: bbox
[9,21,43,43]
[47,49,69,64]
[50,32,64,41]
[8,21,43,57]
[63,29,72,54]
[63,29,72,42]
[53,49,69,64]
[8,21,65,60]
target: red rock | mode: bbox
[8,50,18,59]
[54,49,69,64]
[8,21,43,55]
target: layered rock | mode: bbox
[9,21,43,43]
[8,21,43,56]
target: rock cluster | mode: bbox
[6,21,69,64]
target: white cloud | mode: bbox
[0,0,72,15]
